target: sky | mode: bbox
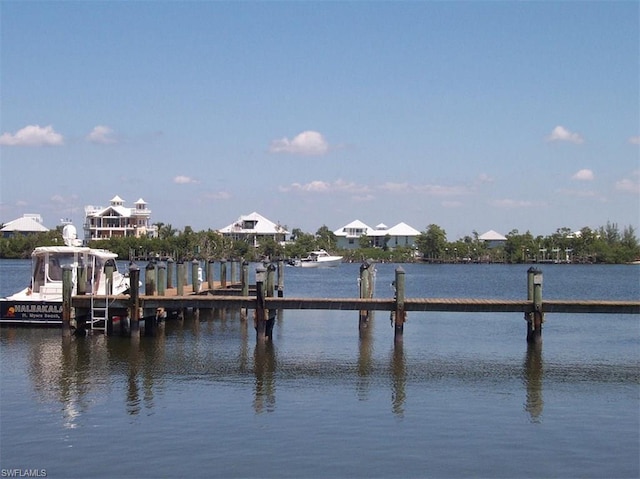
[1,1,638,241]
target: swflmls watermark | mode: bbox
[1,470,47,478]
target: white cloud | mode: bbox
[0,124,64,146]
[546,125,584,144]
[629,136,640,145]
[489,199,536,208]
[173,175,199,184]
[203,191,231,200]
[87,125,117,144]
[280,179,371,195]
[571,169,594,181]
[615,171,640,194]
[269,130,329,156]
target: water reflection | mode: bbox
[253,341,276,413]
[523,344,544,422]
[18,309,640,427]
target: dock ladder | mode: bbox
[88,293,109,332]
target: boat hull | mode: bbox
[0,299,63,326]
[297,258,343,268]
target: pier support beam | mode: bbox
[129,264,141,338]
[255,266,270,341]
[157,262,166,296]
[220,259,227,289]
[277,259,284,297]
[62,265,72,338]
[177,261,185,296]
[393,267,406,342]
[359,261,373,332]
[166,258,175,289]
[207,260,215,290]
[526,267,544,344]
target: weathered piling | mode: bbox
[77,263,87,296]
[277,259,284,298]
[393,267,406,342]
[62,265,72,338]
[255,266,268,341]
[220,259,227,289]
[129,264,141,338]
[192,259,200,293]
[526,267,544,344]
[207,260,215,290]
[145,261,156,295]
[230,259,237,284]
[167,258,175,289]
[359,261,373,331]
[105,261,114,295]
[157,262,166,296]
[177,261,185,296]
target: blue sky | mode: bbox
[1,1,638,240]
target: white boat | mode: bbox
[290,249,343,268]
[0,225,130,327]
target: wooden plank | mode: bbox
[71,295,640,315]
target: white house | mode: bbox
[218,212,289,247]
[478,230,507,248]
[1,214,49,238]
[333,220,421,250]
[84,195,157,241]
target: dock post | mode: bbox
[359,261,372,331]
[241,260,249,319]
[105,261,114,295]
[277,259,284,297]
[77,263,87,296]
[241,261,249,296]
[145,261,156,296]
[230,259,237,285]
[129,264,140,338]
[526,267,544,344]
[220,259,227,289]
[393,267,406,342]
[166,258,175,289]
[255,266,268,341]
[62,265,72,338]
[207,259,215,290]
[177,261,185,296]
[266,262,276,337]
[157,261,166,296]
[191,259,200,293]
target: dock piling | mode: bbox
[129,264,140,338]
[393,267,406,342]
[62,265,72,338]
[157,262,166,296]
[526,268,544,344]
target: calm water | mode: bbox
[1,260,638,479]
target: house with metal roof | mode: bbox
[333,220,421,250]
[218,212,289,247]
[478,230,507,248]
[1,214,50,238]
[83,195,157,241]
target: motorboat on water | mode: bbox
[0,225,130,327]
[289,249,343,268]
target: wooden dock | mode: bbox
[63,261,639,344]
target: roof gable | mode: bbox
[479,230,507,241]
[1,215,50,233]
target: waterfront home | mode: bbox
[479,229,507,248]
[1,214,49,238]
[218,212,289,247]
[84,195,157,242]
[333,220,420,250]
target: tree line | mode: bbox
[0,221,638,264]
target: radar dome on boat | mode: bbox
[62,224,82,246]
